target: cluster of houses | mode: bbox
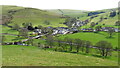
[72,20,86,27]
[101,27,119,32]
[33,27,78,35]
[33,29,41,35]
[72,20,88,27]
[81,27,119,32]
[33,26,119,35]
[33,27,119,35]
[32,19,89,35]
[52,27,78,35]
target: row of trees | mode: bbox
[45,36,113,57]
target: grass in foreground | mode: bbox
[2,45,118,66]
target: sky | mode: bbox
[0,0,120,11]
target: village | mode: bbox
[3,19,119,48]
[33,20,120,35]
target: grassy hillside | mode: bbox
[46,9,88,17]
[2,5,118,27]
[2,5,67,27]
[88,12,118,25]
[58,32,118,48]
[80,8,118,28]
[11,9,66,27]
[2,5,25,15]
[47,8,118,28]
[2,45,118,66]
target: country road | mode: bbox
[0,33,47,42]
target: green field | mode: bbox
[0,25,22,42]
[0,25,18,34]
[58,32,118,48]
[2,45,118,66]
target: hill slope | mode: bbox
[2,5,118,27]
[79,8,118,27]
[3,45,118,66]
[2,5,66,27]
[46,8,118,27]
[86,11,118,26]
[46,9,88,17]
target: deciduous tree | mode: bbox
[108,28,115,38]
[95,26,101,31]
[74,39,83,53]
[115,21,120,26]
[18,28,28,38]
[90,22,96,27]
[12,24,20,30]
[85,41,92,53]
[96,41,113,57]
